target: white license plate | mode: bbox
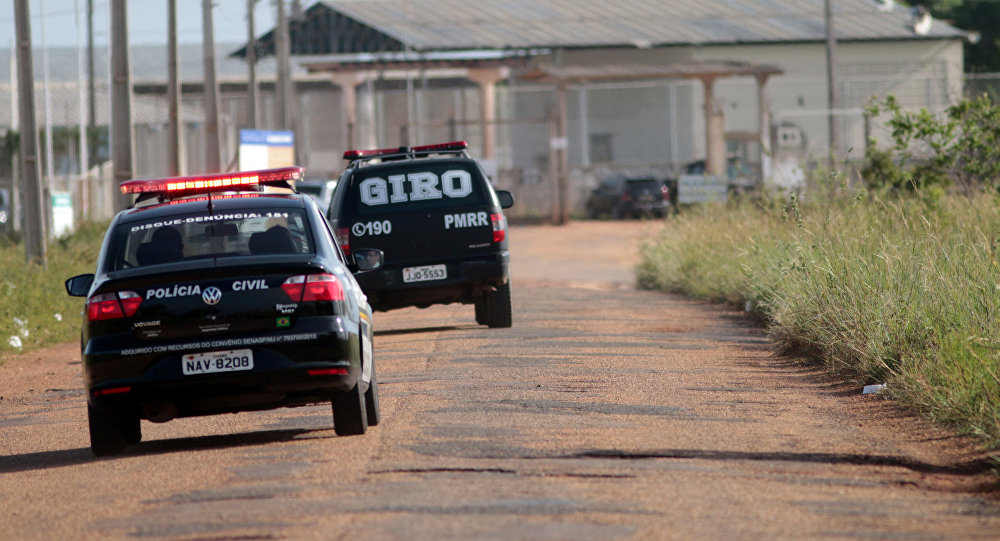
[182,349,254,376]
[402,264,447,283]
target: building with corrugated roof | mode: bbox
[0,0,970,219]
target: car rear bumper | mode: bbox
[88,359,359,420]
[357,253,509,310]
[83,317,363,419]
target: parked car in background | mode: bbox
[585,176,671,219]
[296,179,338,211]
[0,188,9,229]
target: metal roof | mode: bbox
[319,0,967,51]
[520,62,784,83]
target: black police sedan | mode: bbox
[65,167,383,456]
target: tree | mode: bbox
[921,0,1000,73]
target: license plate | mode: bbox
[182,349,254,376]
[402,264,447,283]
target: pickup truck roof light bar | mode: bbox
[342,141,470,164]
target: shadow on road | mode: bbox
[558,448,999,476]
[375,325,476,337]
[0,428,327,473]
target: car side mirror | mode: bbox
[496,190,514,209]
[352,249,384,272]
[65,274,95,297]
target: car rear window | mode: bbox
[624,178,661,195]
[347,162,486,216]
[111,208,313,270]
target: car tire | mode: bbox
[482,282,513,328]
[364,363,381,427]
[332,383,368,436]
[88,404,139,457]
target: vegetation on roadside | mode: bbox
[0,220,108,362]
[639,95,1000,447]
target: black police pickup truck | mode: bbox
[326,141,515,327]
[65,167,383,456]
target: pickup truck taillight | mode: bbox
[491,213,507,243]
[335,227,350,257]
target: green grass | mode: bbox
[638,192,1000,447]
[0,221,109,362]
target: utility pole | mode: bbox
[110,0,134,209]
[13,0,46,263]
[75,0,89,216]
[202,0,222,172]
[41,0,55,187]
[167,0,182,176]
[275,0,290,130]
[86,0,95,166]
[246,0,258,130]
[825,0,839,164]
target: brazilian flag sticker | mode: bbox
[276,316,291,328]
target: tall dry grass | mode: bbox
[0,221,108,360]
[638,193,1000,445]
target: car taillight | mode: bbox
[491,213,506,243]
[621,191,633,202]
[661,185,670,201]
[335,227,350,256]
[281,273,345,302]
[86,291,142,321]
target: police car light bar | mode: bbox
[342,141,468,161]
[120,166,304,196]
[412,141,468,152]
[342,146,409,161]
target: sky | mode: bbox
[0,0,280,49]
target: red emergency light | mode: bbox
[120,166,304,196]
[342,141,469,161]
[412,141,468,152]
[343,146,409,161]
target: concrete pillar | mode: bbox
[466,67,509,161]
[755,73,773,187]
[698,75,726,176]
[330,71,371,152]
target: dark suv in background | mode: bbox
[326,141,515,328]
[585,176,671,219]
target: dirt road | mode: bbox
[1,221,998,540]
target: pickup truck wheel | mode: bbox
[482,282,512,328]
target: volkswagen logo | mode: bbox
[202,286,222,305]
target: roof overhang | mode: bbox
[520,61,783,84]
[299,49,543,73]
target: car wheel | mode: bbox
[364,362,381,427]
[482,282,512,328]
[331,383,368,436]
[88,404,139,457]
